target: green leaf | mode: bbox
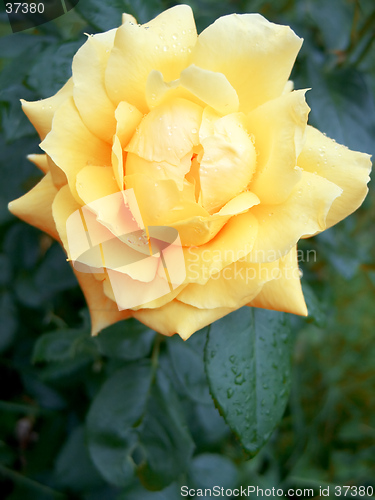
[137,370,195,491]
[86,362,153,487]
[32,329,91,363]
[204,308,293,456]
[0,42,44,96]
[302,282,327,328]
[54,426,105,492]
[27,41,82,98]
[1,137,39,223]
[188,401,230,447]
[305,0,354,51]
[0,254,12,286]
[118,480,181,500]
[95,318,155,361]
[1,90,36,142]
[188,453,238,490]
[167,330,211,403]
[0,292,18,353]
[0,34,44,60]
[75,0,163,32]
[34,243,77,295]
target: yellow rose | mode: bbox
[9,5,371,340]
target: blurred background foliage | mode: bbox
[0,0,374,498]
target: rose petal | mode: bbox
[47,156,67,189]
[111,135,125,190]
[76,166,119,205]
[125,173,207,226]
[182,211,258,284]
[73,265,131,336]
[8,172,58,239]
[133,299,238,340]
[52,185,82,255]
[40,97,111,203]
[179,64,239,115]
[21,78,73,140]
[145,69,193,109]
[126,97,202,173]
[217,191,260,216]
[246,90,309,204]
[192,13,302,113]
[247,245,307,315]
[114,101,143,148]
[72,30,117,143]
[298,125,372,229]
[178,259,279,309]
[27,154,49,174]
[247,171,342,262]
[105,5,197,112]
[199,112,257,212]
[125,173,257,247]
[103,273,186,310]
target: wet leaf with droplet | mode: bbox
[204,307,293,456]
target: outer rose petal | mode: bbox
[102,273,186,311]
[105,5,197,113]
[246,90,309,205]
[8,173,59,239]
[21,78,73,141]
[132,299,238,340]
[47,156,68,189]
[51,185,131,334]
[298,125,372,229]
[76,166,119,205]
[72,30,117,143]
[182,211,259,284]
[40,97,111,203]
[247,246,307,316]
[27,154,49,174]
[247,171,342,262]
[102,268,176,310]
[192,13,302,113]
[52,185,81,256]
[73,267,131,336]
[177,259,279,309]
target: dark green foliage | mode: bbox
[205,309,293,456]
[0,0,374,498]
